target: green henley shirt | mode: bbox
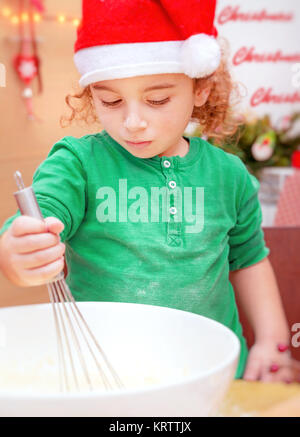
[0,130,270,378]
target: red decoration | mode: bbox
[269,363,280,373]
[291,150,300,168]
[13,54,39,85]
[12,0,43,120]
[277,343,290,353]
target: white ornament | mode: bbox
[180,33,221,78]
[251,142,273,161]
[18,60,37,79]
[22,87,33,98]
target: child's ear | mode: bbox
[194,85,211,108]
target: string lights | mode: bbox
[1,5,81,26]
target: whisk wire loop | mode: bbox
[14,170,124,393]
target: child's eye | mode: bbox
[101,99,122,107]
[147,98,170,106]
[101,98,170,107]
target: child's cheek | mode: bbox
[161,110,186,132]
[95,107,119,126]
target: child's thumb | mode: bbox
[44,217,65,235]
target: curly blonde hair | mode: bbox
[60,38,244,146]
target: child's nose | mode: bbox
[124,112,147,130]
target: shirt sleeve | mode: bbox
[0,138,87,243]
[228,159,270,271]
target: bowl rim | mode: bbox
[0,301,240,399]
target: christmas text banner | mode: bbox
[216,0,300,125]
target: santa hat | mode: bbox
[74,0,221,88]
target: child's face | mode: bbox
[89,73,209,158]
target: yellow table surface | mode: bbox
[217,380,300,417]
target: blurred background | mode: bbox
[0,0,99,306]
[0,0,300,309]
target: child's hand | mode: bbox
[0,215,66,287]
[243,340,300,383]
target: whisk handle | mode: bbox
[13,171,65,282]
[13,170,43,220]
[14,185,44,220]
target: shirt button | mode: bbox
[169,206,177,215]
[169,181,176,189]
[163,160,171,168]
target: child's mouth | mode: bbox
[126,141,152,149]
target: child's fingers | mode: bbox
[44,217,65,235]
[260,365,295,383]
[21,257,65,286]
[258,352,297,383]
[259,368,276,382]
[12,233,60,254]
[10,215,48,237]
[14,242,65,269]
[10,216,64,238]
[9,216,64,254]
[243,358,261,381]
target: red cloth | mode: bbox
[274,170,300,226]
[75,0,218,52]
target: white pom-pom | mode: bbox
[22,87,33,99]
[180,34,221,78]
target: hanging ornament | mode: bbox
[12,0,43,120]
[251,131,276,161]
[14,54,39,84]
[30,0,45,13]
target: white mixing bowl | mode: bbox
[0,302,240,417]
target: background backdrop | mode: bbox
[0,0,299,306]
[216,0,300,125]
[0,0,96,306]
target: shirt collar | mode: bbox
[100,130,203,169]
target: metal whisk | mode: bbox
[13,171,124,392]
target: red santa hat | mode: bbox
[74,0,221,88]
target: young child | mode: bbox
[0,0,298,383]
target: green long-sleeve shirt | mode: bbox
[0,130,270,378]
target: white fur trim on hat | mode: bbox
[74,36,221,87]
